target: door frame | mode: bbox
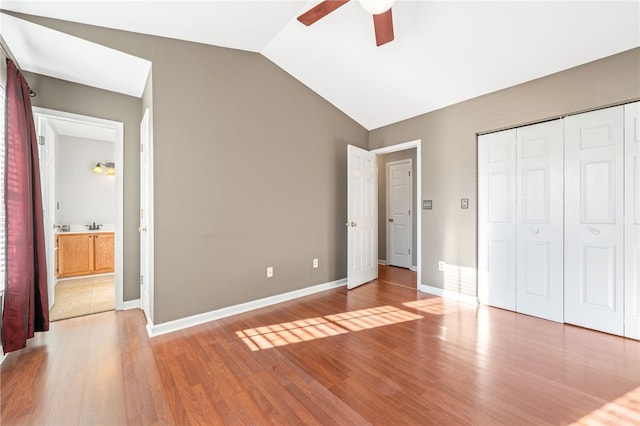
[386,158,413,269]
[372,139,422,289]
[32,107,125,310]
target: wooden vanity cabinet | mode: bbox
[56,232,114,278]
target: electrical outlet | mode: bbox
[266,267,273,278]
[313,258,319,268]
[423,200,432,210]
[461,198,469,209]
[438,261,446,272]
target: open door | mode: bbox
[139,109,152,322]
[347,145,378,289]
[36,117,57,309]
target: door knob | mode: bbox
[388,218,394,222]
[530,227,540,234]
[351,222,357,227]
[590,228,600,235]
[138,226,147,232]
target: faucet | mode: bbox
[86,222,102,231]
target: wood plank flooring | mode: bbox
[2,268,639,425]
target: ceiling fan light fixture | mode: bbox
[359,0,395,15]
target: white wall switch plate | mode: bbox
[438,261,446,272]
[313,258,319,268]
[267,266,273,278]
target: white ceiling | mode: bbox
[1,1,639,130]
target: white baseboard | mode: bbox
[122,299,140,310]
[378,260,387,265]
[410,265,418,272]
[147,278,347,337]
[0,353,6,366]
[419,284,478,305]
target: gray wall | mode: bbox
[369,47,640,296]
[377,149,417,267]
[24,72,143,302]
[15,13,368,324]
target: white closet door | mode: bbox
[478,129,517,310]
[625,101,640,340]
[516,120,564,322]
[565,106,624,336]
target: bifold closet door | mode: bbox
[625,101,640,340]
[565,106,624,336]
[515,120,564,322]
[478,129,516,310]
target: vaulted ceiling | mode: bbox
[1,1,638,130]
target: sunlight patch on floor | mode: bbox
[402,298,461,315]
[570,385,640,425]
[236,306,423,351]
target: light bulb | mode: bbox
[93,164,103,174]
[359,0,395,14]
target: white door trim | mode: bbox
[32,107,125,310]
[372,140,422,289]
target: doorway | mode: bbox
[375,144,419,289]
[347,140,422,290]
[33,107,124,318]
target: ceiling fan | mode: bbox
[297,0,396,47]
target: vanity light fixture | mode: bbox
[93,162,115,175]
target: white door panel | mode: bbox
[516,120,564,322]
[347,145,377,289]
[387,160,412,268]
[139,109,152,322]
[478,129,517,310]
[565,106,624,336]
[625,101,640,340]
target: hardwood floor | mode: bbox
[2,273,639,425]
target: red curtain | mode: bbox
[2,59,49,353]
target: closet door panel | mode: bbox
[625,101,640,340]
[478,129,516,310]
[516,120,564,322]
[565,106,624,336]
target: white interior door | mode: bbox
[347,145,377,289]
[139,109,152,321]
[478,129,517,310]
[515,120,564,322]
[36,117,57,309]
[387,159,412,269]
[565,106,624,336]
[624,101,640,340]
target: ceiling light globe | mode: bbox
[359,0,395,14]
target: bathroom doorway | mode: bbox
[33,107,124,321]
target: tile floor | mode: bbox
[49,275,115,322]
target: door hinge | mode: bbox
[408,170,411,177]
[140,143,144,153]
[140,208,144,219]
[140,275,144,286]
[38,135,45,145]
[408,210,411,216]
[408,249,411,254]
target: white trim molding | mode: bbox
[146,278,347,337]
[410,266,418,272]
[378,259,387,265]
[420,284,478,305]
[122,299,141,310]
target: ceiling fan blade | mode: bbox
[297,0,350,26]
[373,8,394,46]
